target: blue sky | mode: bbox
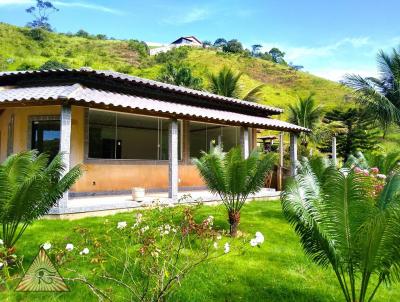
[0,0,399,81]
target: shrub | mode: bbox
[282,158,400,302]
[0,151,82,249]
[127,39,149,58]
[39,60,70,70]
[16,62,36,71]
[155,47,189,64]
[222,39,244,54]
[26,28,49,41]
[194,146,276,236]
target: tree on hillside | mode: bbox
[222,40,243,54]
[269,47,286,63]
[344,47,400,137]
[287,93,323,148]
[213,38,227,47]
[251,44,263,56]
[202,40,212,47]
[318,108,379,161]
[209,67,264,102]
[26,0,59,31]
[157,63,203,90]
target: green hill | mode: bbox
[0,22,350,117]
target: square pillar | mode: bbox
[52,104,72,214]
[277,132,284,190]
[332,136,337,166]
[290,132,298,176]
[168,119,179,200]
[182,120,190,164]
[240,127,250,158]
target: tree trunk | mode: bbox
[228,210,241,237]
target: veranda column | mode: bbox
[56,104,72,213]
[240,127,250,158]
[168,119,179,200]
[290,132,298,176]
[277,132,284,191]
[332,136,337,166]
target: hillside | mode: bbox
[0,22,350,117]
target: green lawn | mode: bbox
[1,200,399,301]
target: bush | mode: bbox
[75,29,90,38]
[16,62,36,71]
[26,28,49,41]
[39,60,70,70]
[127,39,149,58]
[222,39,244,53]
[155,47,189,64]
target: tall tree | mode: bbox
[222,39,244,54]
[26,0,59,31]
[344,47,400,136]
[213,38,227,47]
[269,47,286,63]
[287,93,323,147]
[209,67,264,102]
[251,44,262,56]
[157,63,203,90]
[318,108,379,161]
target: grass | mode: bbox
[1,200,399,301]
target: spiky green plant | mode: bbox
[193,146,276,236]
[0,151,82,248]
[209,67,265,102]
[281,159,400,302]
[287,93,323,147]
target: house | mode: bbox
[149,36,202,55]
[0,68,308,216]
[170,36,202,47]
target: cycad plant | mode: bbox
[209,67,265,102]
[281,159,400,302]
[0,151,82,248]
[345,150,400,175]
[194,146,276,236]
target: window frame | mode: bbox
[27,115,61,151]
[84,109,184,165]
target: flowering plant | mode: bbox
[49,205,264,301]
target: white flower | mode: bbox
[255,232,264,244]
[377,174,387,179]
[213,242,218,249]
[224,243,230,254]
[0,239,3,245]
[0,262,4,269]
[250,238,258,247]
[216,234,222,240]
[117,221,127,229]
[42,242,52,250]
[65,243,74,251]
[79,248,89,255]
[140,226,149,233]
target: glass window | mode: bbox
[189,122,240,158]
[31,119,60,160]
[88,110,181,160]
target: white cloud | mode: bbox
[163,7,210,25]
[312,68,378,82]
[0,0,123,14]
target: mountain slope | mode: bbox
[0,22,350,116]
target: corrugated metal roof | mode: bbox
[0,68,283,115]
[0,84,309,132]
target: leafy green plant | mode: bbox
[0,151,82,248]
[281,159,400,302]
[193,146,276,236]
[345,151,400,175]
[157,63,203,89]
[39,59,70,70]
[209,67,265,102]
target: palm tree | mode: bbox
[287,93,323,147]
[193,146,276,236]
[0,151,82,248]
[281,159,400,302]
[157,63,203,90]
[344,47,400,136]
[209,67,265,102]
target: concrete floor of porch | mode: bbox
[49,188,280,219]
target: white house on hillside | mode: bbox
[149,36,202,56]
